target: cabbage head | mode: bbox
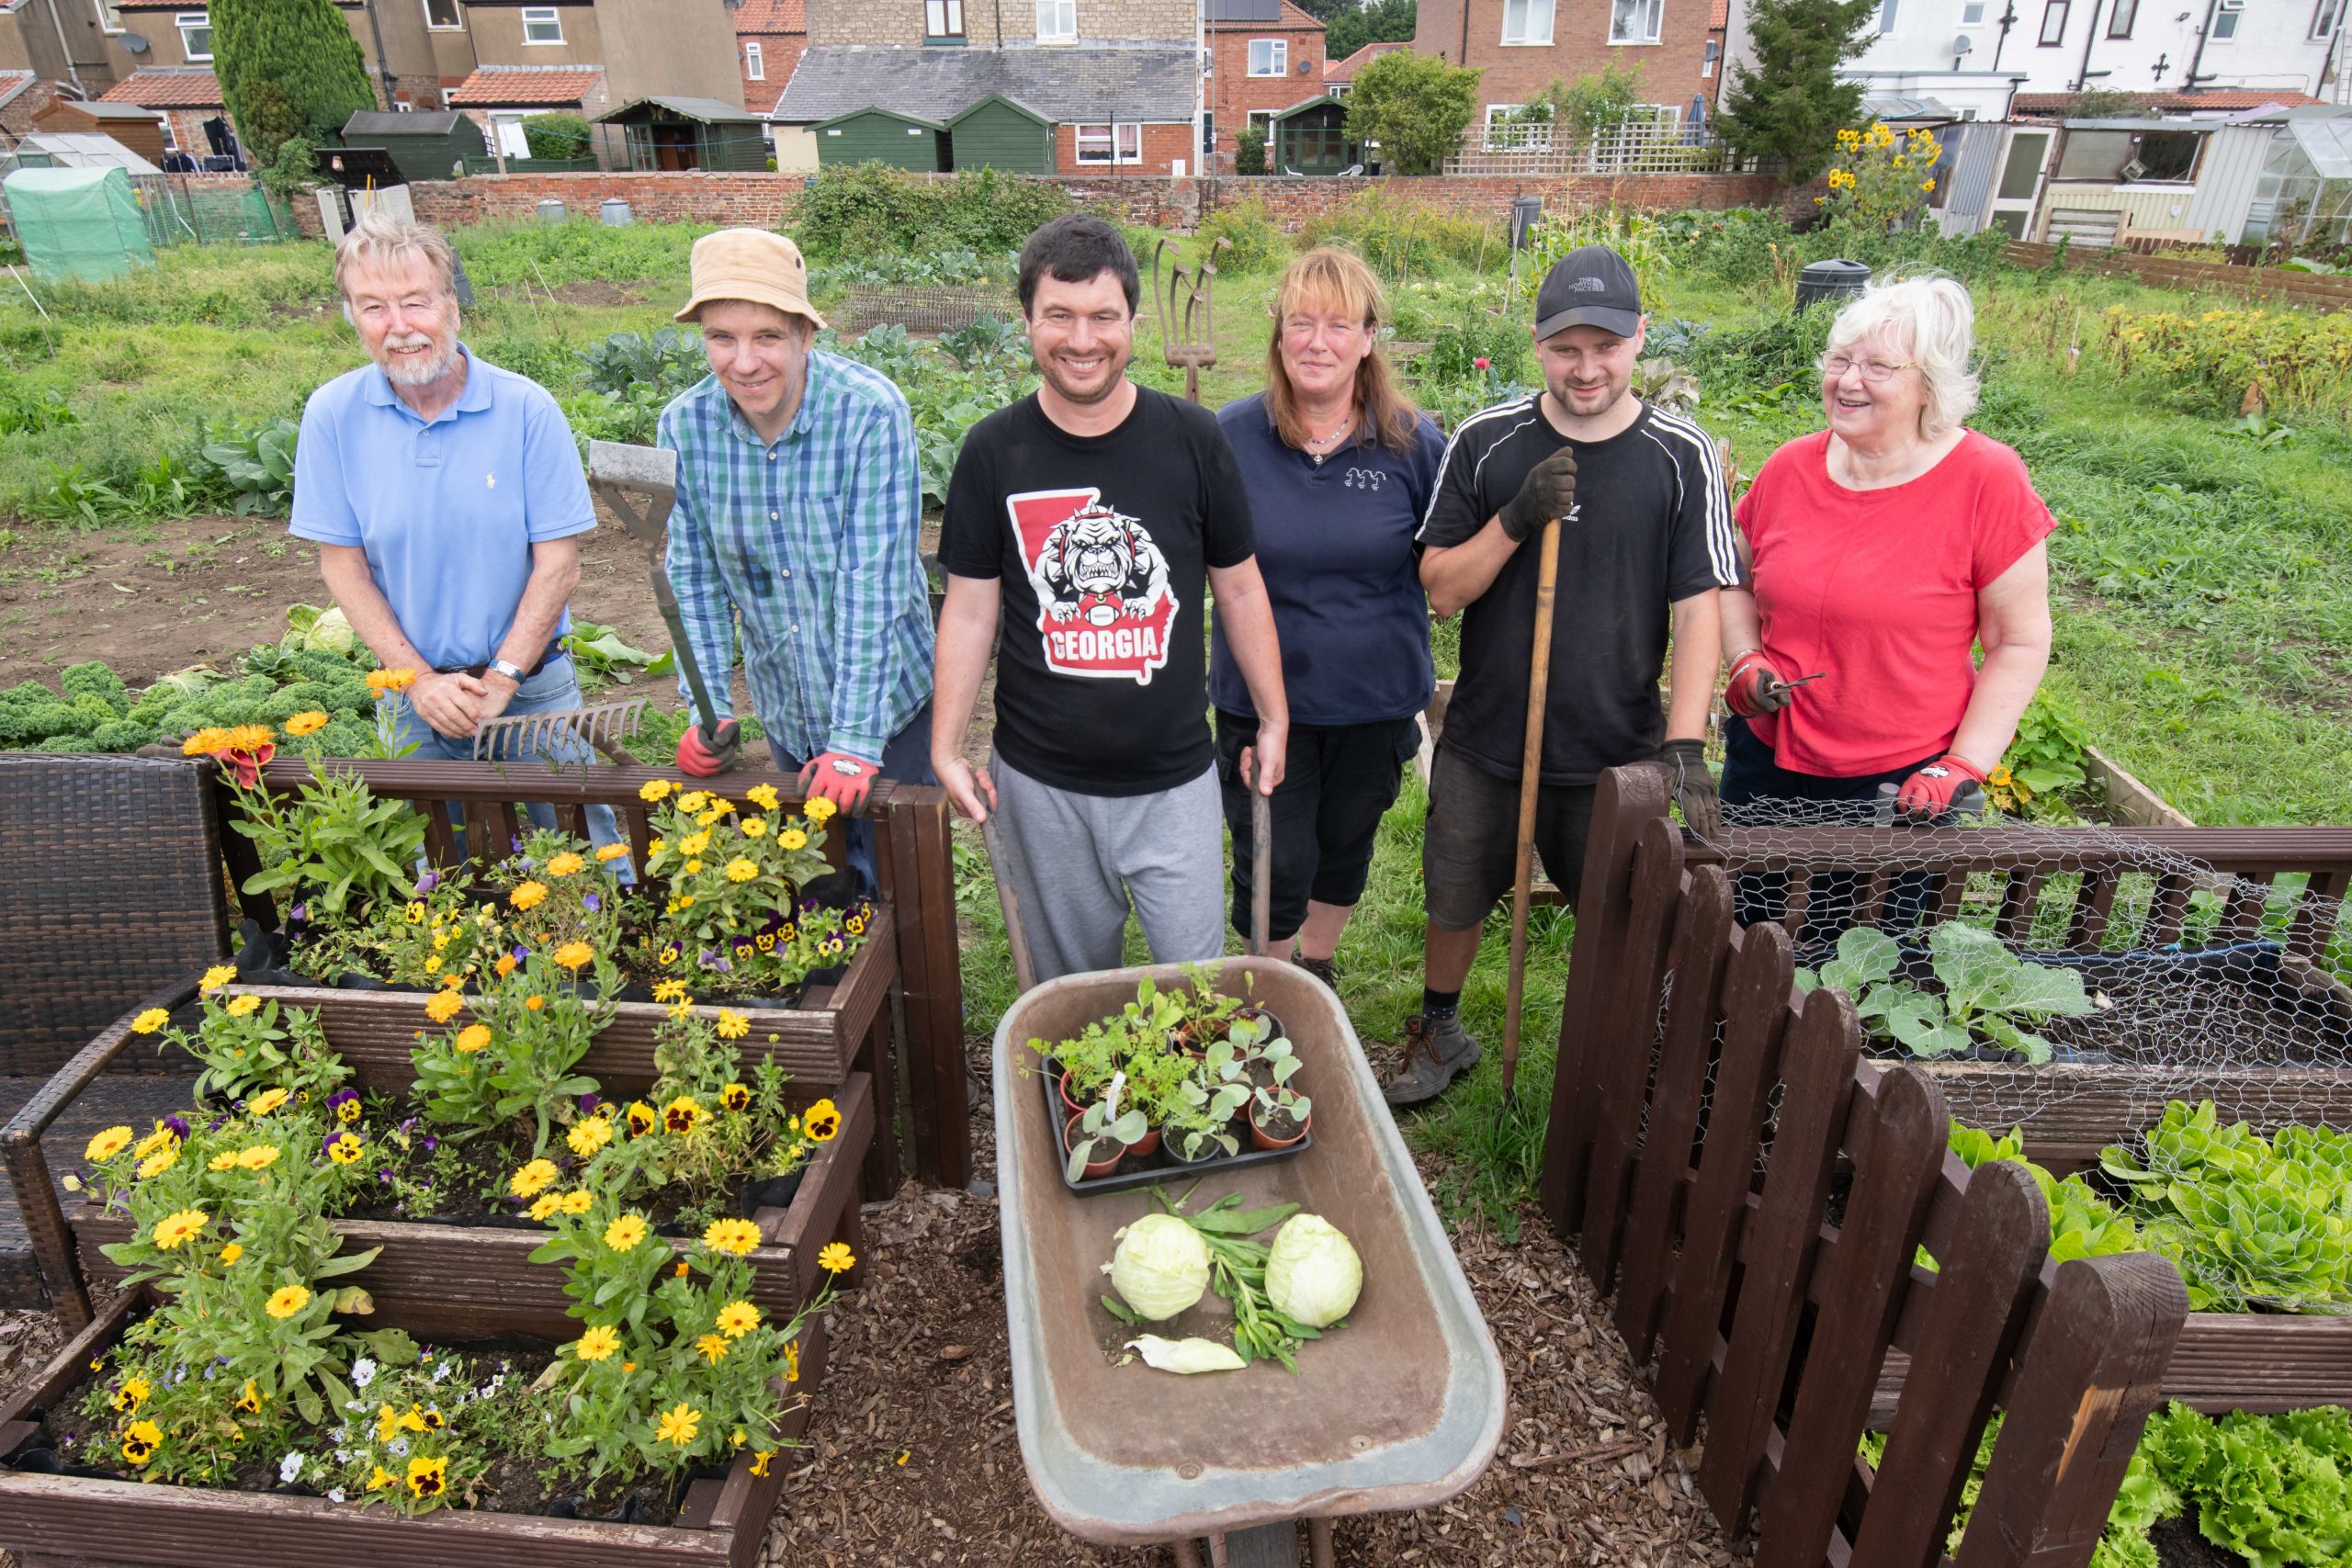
[1110,1213,1210,1322]
[1263,1213,1361,1328]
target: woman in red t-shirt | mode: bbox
[1718,273,2054,821]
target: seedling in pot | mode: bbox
[1067,1073,1151,1182]
[1167,1068,1251,1161]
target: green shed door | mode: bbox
[820,113,941,171]
[952,101,1051,174]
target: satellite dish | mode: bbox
[121,30,150,53]
[1952,31,1974,51]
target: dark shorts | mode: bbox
[1216,712,1419,942]
[1422,744,1596,931]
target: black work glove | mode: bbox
[1657,738,1722,840]
[1498,446,1577,543]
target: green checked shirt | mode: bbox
[658,351,935,764]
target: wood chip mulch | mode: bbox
[758,1043,1736,1567]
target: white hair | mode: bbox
[334,209,459,305]
[1825,271,1979,440]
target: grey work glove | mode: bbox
[1498,446,1577,543]
[1657,738,1722,840]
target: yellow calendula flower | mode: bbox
[199,964,237,993]
[649,837,668,857]
[676,791,710,815]
[248,1088,289,1116]
[134,1125,178,1160]
[137,1146,178,1179]
[265,1284,311,1319]
[639,778,675,803]
[495,953,518,977]
[604,1213,649,1252]
[510,1158,560,1197]
[546,852,586,879]
[740,817,768,838]
[219,1242,243,1265]
[803,795,836,824]
[284,709,330,737]
[528,1191,562,1222]
[702,1217,761,1256]
[684,860,705,876]
[778,829,808,852]
[596,842,632,863]
[818,1240,857,1274]
[695,1333,729,1364]
[366,667,417,695]
[575,1325,621,1361]
[746,783,780,811]
[724,858,759,884]
[553,941,595,971]
[455,1023,492,1054]
[151,1208,209,1249]
[236,1144,281,1171]
[130,1007,170,1035]
[785,1338,800,1382]
[560,1189,594,1215]
[715,1299,761,1338]
[223,993,261,1019]
[657,1402,703,1447]
[652,978,689,1004]
[208,1150,239,1171]
[85,1125,133,1162]
[510,881,548,911]
[715,1010,750,1041]
[568,1117,613,1156]
[424,989,465,1024]
[696,808,724,828]
[681,830,712,857]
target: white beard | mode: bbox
[379,333,458,388]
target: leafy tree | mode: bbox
[1542,62,1645,144]
[1345,50,1480,176]
[1236,124,1268,175]
[212,0,377,164]
[1324,0,1418,64]
[1289,0,1352,20]
[1715,0,1873,183]
[524,111,595,162]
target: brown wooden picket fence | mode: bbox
[1541,768,2188,1565]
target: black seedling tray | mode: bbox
[1043,1061,1311,1198]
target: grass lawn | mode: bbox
[5,206,2347,1231]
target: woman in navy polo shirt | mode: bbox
[1211,247,1446,992]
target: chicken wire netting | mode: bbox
[1686,798,2352,1158]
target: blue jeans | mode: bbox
[768,700,936,896]
[390,654,626,861]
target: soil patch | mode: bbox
[2150,1514,2250,1568]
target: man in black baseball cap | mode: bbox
[1385,244,1737,1108]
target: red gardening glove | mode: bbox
[797,750,877,814]
[1894,753,1988,820]
[1725,650,1795,718]
[674,719,741,777]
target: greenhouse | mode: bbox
[2245,108,2352,248]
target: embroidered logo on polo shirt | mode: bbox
[486,473,496,488]
[1007,488,1176,686]
[1343,468,1385,491]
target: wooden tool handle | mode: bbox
[1500,514,1565,1103]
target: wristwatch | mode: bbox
[488,658,527,682]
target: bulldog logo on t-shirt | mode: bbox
[1008,488,1177,685]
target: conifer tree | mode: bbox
[212,0,377,164]
[1716,0,1874,183]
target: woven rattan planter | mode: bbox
[0,1288,825,1568]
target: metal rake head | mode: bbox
[471,698,650,766]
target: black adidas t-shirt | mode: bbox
[939,387,1258,797]
[1418,397,1737,786]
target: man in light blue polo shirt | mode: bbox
[290,209,618,849]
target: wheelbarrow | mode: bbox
[992,955,1507,1564]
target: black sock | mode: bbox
[1421,987,1460,1019]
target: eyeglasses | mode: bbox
[1820,355,1917,383]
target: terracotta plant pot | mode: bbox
[1249,1104,1310,1152]
[1064,1113,1123,1180]
[1129,1126,1162,1158]
[1057,1069,1087,1119]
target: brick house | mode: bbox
[1321,37,1408,86]
[1204,0,1325,170]
[734,0,804,117]
[96,65,226,161]
[1415,0,1720,150]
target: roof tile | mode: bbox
[447,66,605,107]
[775,45,1194,124]
[1322,39,1406,80]
[2012,88,2324,113]
[100,69,223,108]
[734,0,806,33]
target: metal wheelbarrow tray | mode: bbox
[993,956,1505,1547]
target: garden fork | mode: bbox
[1151,236,1230,403]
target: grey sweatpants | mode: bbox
[990,750,1227,983]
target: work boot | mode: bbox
[1383,1011,1481,1108]
[1294,953,1339,991]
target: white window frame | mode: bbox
[1483,101,1539,148]
[1074,121,1140,164]
[2211,0,2240,36]
[1248,38,1287,73]
[1500,0,1555,44]
[1961,0,1986,21]
[1035,0,1075,40]
[927,0,966,33]
[176,11,213,60]
[1609,0,1663,43]
[2106,0,2136,35]
[1702,37,1719,73]
[422,0,462,28]
[521,6,563,44]
[1876,0,1897,32]
[2038,0,2068,43]
[2313,0,2344,39]
[158,114,179,152]
[745,39,764,77]
[93,0,122,33]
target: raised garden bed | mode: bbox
[0,1286,827,1568]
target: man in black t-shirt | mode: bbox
[932,217,1291,982]
[1387,245,1736,1107]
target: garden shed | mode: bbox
[338,110,488,185]
[0,166,154,282]
[596,96,768,172]
[1266,94,1359,175]
[2244,107,2352,249]
[815,107,952,171]
[945,95,1053,175]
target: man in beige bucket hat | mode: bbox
[658,227,936,889]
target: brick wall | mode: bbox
[397,164,1794,233]
[0,75,67,138]
[1050,121,1196,176]
[1421,0,1716,141]
[1207,23,1328,169]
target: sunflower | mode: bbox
[721,1082,751,1113]
[121,1420,162,1465]
[574,1325,621,1361]
[715,1010,750,1041]
[802,1098,842,1143]
[509,881,548,911]
[265,1284,311,1319]
[639,778,675,803]
[424,989,465,1025]
[663,1096,703,1135]
[453,1023,492,1054]
[715,1299,762,1338]
[151,1208,209,1249]
[199,964,237,993]
[285,710,330,737]
[603,1213,649,1252]
[624,1100,657,1137]
[510,1158,560,1197]
[817,1241,856,1275]
[84,1125,133,1162]
[655,1402,702,1447]
[407,1454,447,1499]
[223,993,262,1019]
[552,940,595,971]
[702,1217,761,1256]
[568,1116,613,1156]
[695,1333,729,1364]
[248,1088,290,1116]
